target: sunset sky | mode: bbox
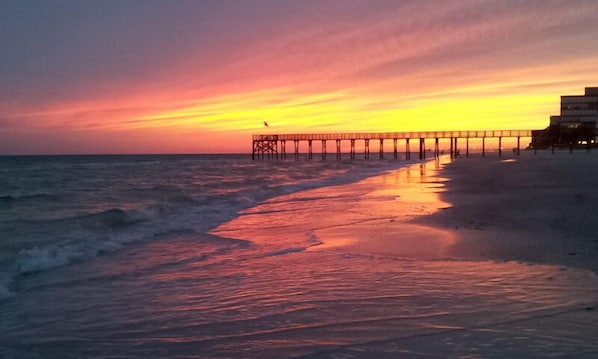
[2,0,598,154]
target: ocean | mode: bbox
[1,154,597,358]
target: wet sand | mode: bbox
[419,151,598,273]
[213,158,457,258]
[308,158,457,259]
[219,151,598,275]
[208,153,598,358]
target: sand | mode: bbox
[419,150,598,273]
[307,159,459,259]
[214,150,598,274]
[204,152,598,358]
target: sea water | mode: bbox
[1,154,597,358]
[0,155,398,296]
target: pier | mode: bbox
[252,130,533,160]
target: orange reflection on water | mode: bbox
[211,156,455,259]
[309,157,456,258]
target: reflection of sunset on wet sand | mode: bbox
[213,158,455,258]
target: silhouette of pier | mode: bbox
[252,130,533,160]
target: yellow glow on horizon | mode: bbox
[370,94,556,131]
[132,85,557,137]
[8,58,591,154]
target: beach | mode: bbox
[1,153,598,358]
[420,151,598,274]
[227,150,598,274]
[4,1,598,357]
[210,151,598,357]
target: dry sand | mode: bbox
[419,151,598,273]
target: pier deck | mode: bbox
[252,130,533,160]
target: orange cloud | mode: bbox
[2,1,598,154]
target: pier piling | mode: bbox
[466,137,470,157]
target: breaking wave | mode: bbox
[0,155,406,299]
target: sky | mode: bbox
[2,0,598,154]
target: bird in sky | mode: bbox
[264,121,269,127]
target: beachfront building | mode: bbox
[532,87,598,149]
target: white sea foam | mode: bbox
[17,245,79,274]
[0,276,14,299]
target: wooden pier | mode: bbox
[252,130,533,160]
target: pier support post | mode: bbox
[379,139,384,159]
[434,138,439,158]
[482,137,486,157]
[364,139,370,160]
[393,139,398,159]
[294,140,300,160]
[498,137,502,157]
[252,139,278,160]
[336,139,341,160]
[517,137,520,156]
[308,140,313,159]
[350,139,356,160]
[450,137,455,158]
[454,137,458,157]
[419,138,425,160]
[322,140,327,160]
[466,137,470,158]
[281,140,286,160]
[406,139,411,160]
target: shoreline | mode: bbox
[418,151,598,273]
[214,151,598,275]
[306,157,458,259]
